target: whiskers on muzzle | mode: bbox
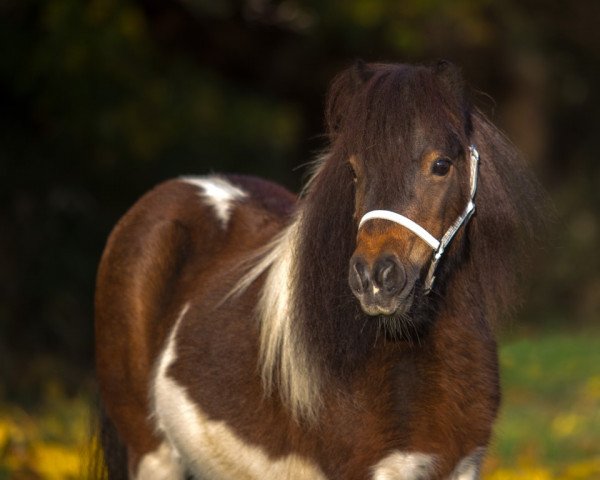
[377,313,422,345]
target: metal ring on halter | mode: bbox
[358,145,480,294]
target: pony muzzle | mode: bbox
[349,254,412,316]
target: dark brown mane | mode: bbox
[468,111,547,320]
[294,63,545,378]
[326,62,472,161]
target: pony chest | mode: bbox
[151,371,441,480]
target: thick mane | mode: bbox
[233,155,367,423]
[239,62,545,422]
[466,109,547,322]
[294,152,374,374]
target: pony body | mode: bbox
[95,62,541,479]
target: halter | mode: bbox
[358,145,480,294]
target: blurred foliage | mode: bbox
[0,0,598,437]
[0,0,307,382]
[0,366,91,479]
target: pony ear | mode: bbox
[352,59,375,85]
[326,60,374,136]
[434,59,473,133]
[434,59,464,92]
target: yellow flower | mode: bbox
[581,376,600,401]
[31,442,82,480]
[560,457,600,480]
[487,467,553,480]
[551,413,583,438]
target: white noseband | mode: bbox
[359,210,440,250]
[358,145,480,293]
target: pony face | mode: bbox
[334,62,473,316]
[348,142,471,316]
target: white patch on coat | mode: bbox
[449,447,485,480]
[152,302,327,480]
[135,441,184,480]
[371,451,436,480]
[181,176,247,227]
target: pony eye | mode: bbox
[431,158,452,176]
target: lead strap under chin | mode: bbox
[358,145,480,294]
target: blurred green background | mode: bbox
[0,0,598,478]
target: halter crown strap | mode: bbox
[358,145,480,294]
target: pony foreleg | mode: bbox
[448,447,486,480]
[135,441,186,480]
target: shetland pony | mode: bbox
[95,61,542,479]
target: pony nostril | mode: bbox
[374,257,406,295]
[349,258,371,295]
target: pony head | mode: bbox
[326,61,475,316]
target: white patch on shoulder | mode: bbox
[152,302,327,480]
[449,447,485,480]
[135,441,184,480]
[371,451,436,480]
[181,175,247,227]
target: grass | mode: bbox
[1,330,599,479]
[484,330,600,479]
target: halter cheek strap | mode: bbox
[358,145,480,294]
